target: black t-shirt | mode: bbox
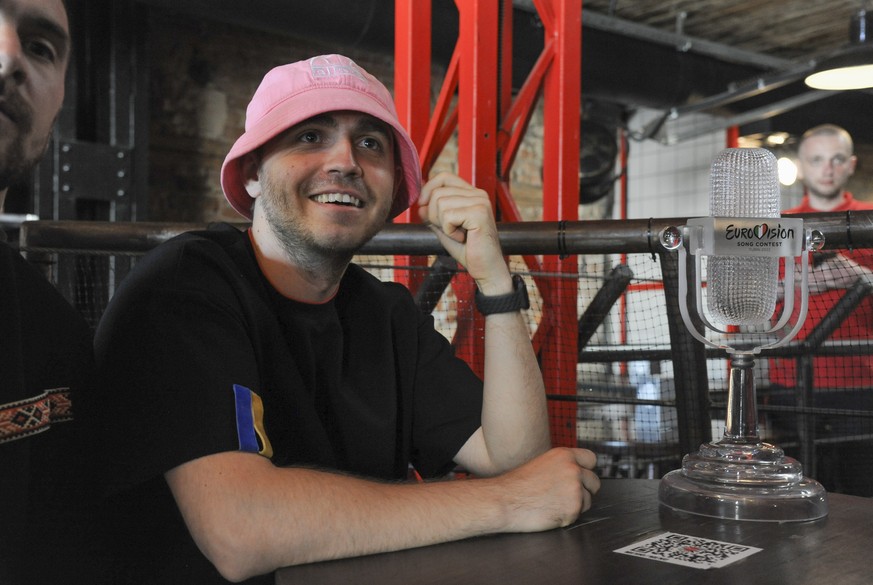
[94,223,483,584]
[0,242,103,584]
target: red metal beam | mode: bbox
[456,0,499,199]
[393,0,432,291]
[448,0,501,374]
[420,49,460,172]
[394,0,582,446]
[536,0,582,448]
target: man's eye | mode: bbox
[360,137,382,150]
[298,131,320,143]
[26,39,58,63]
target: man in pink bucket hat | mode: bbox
[93,54,599,583]
[221,53,421,220]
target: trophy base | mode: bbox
[659,440,828,522]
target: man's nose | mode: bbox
[0,23,25,84]
[325,138,362,176]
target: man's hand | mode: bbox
[167,447,600,580]
[488,447,601,532]
[417,172,511,295]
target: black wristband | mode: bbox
[474,274,530,315]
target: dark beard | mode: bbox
[258,171,388,276]
[267,204,355,277]
[0,81,43,193]
[0,144,39,193]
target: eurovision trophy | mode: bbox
[658,148,828,522]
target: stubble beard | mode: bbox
[809,182,844,202]
[258,172,388,278]
[0,138,48,193]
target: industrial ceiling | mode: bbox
[136,0,873,146]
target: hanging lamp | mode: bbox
[805,8,873,90]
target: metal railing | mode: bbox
[19,211,873,485]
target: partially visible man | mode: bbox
[94,54,600,584]
[791,124,861,211]
[0,0,68,193]
[772,125,873,389]
[769,124,873,496]
[0,1,103,582]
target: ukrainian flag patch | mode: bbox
[233,384,273,458]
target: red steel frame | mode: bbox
[394,0,582,447]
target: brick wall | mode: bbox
[146,8,553,223]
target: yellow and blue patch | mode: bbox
[233,384,273,458]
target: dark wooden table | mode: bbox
[275,478,873,585]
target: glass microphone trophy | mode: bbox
[658,148,829,522]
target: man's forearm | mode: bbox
[412,173,550,474]
[168,453,506,580]
[167,449,588,581]
[477,308,551,473]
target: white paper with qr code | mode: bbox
[615,532,762,569]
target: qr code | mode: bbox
[614,532,762,569]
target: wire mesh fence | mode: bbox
[19,214,873,495]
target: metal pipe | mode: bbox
[21,211,873,256]
[577,264,633,352]
[413,255,458,314]
[0,213,39,229]
[804,275,873,350]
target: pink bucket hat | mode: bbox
[220,54,422,219]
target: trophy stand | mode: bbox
[657,220,828,522]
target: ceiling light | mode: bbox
[805,9,873,90]
[777,157,798,186]
[766,132,790,146]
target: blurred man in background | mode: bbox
[770,124,873,496]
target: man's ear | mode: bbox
[242,152,262,198]
[246,180,262,198]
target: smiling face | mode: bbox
[249,111,398,268]
[0,0,70,199]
